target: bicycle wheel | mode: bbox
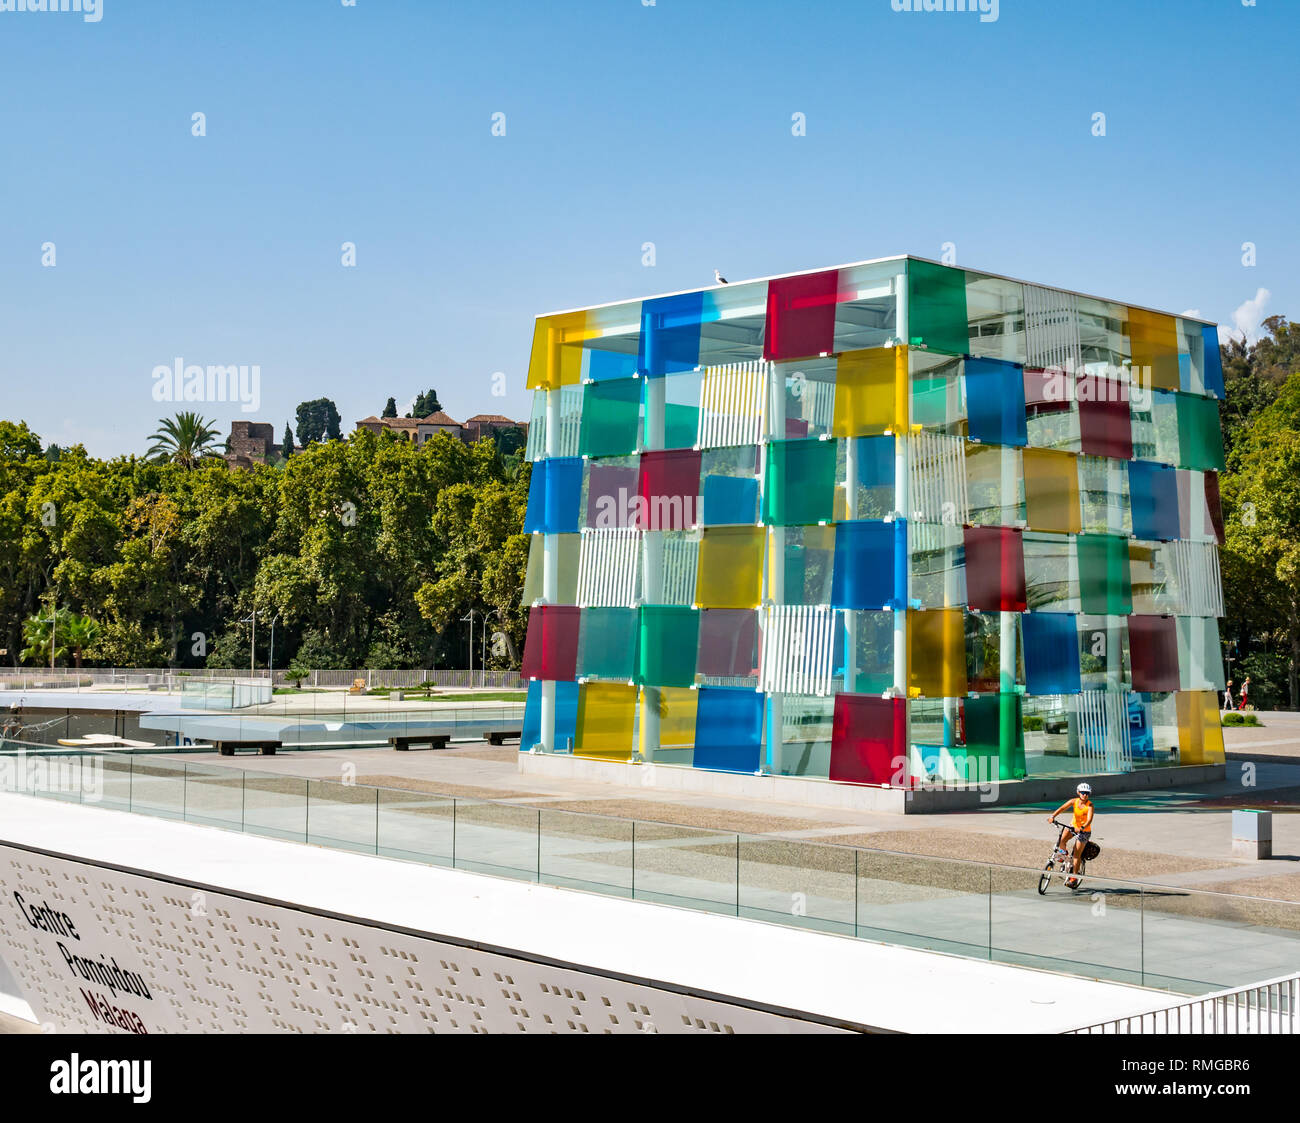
[1038,860,1053,895]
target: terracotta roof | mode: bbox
[420,411,462,426]
[356,416,382,424]
[464,414,516,424]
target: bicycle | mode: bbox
[1037,818,1100,894]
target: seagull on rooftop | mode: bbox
[714,269,728,285]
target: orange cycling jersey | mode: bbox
[1070,798,1094,833]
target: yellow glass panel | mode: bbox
[639,686,698,755]
[1022,448,1080,534]
[695,526,765,608]
[832,346,907,437]
[526,310,596,390]
[574,681,637,761]
[1128,307,1180,392]
[522,533,580,604]
[1177,689,1225,765]
[908,608,966,697]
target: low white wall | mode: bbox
[517,752,1226,814]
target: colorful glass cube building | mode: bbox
[519,257,1227,787]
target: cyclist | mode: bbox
[1048,783,1094,888]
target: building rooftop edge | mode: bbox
[535,253,1219,329]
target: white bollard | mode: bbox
[1232,809,1272,860]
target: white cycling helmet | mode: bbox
[1076,782,1092,795]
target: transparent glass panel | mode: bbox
[539,810,634,897]
[773,694,834,777]
[184,762,244,830]
[306,780,377,854]
[965,272,1026,363]
[776,355,836,440]
[855,851,990,960]
[128,757,187,821]
[454,800,539,881]
[1024,531,1079,612]
[376,789,455,865]
[243,774,308,842]
[910,350,965,434]
[739,836,856,935]
[632,824,738,914]
[910,522,966,608]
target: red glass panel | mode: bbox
[963,526,1027,611]
[1024,367,1070,415]
[637,449,702,531]
[1077,376,1133,459]
[829,695,907,785]
[520,605,580,681]
[696,609,759,677]
[1127,614,1179,693]
[763,269,840,362]
[586,462,639,528]
[1204,472,1225,544]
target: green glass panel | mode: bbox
[965,692,1026,781]
[1076,533,1132,615]
[578,378,641,458]
[907,259,969,356]
[663,401,700,450]
[636,605,700,687]
[762,438,837,526]
[578,607,639,680]
[1176,393,1225,471]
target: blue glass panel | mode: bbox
[587,347,639,382]
[1022,613,1081,694]
[701,474,759,526]
[639,291,705,377]
[523,456,583,534]
[1201,324,1225,398]
[964,357,1028,446]
[1128,459,1181,541]
[853,435,895,516]
[831,519,902,610]
[692,687,763,773]
[521,679,579,752]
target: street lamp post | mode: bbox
[267,613,281,682]
[461,608,477,689]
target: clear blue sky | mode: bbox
[1,0,1294,457]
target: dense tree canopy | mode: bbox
[295,398,343,445]
[1219,316,1300,708]
[0,422,529,671]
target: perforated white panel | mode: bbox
[0,846,847,1035]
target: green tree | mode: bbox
[1221,369,1300,707]
[406,389,442,418]
[282,421,294,459]
[20,606,69,666]
[146,412,221,470]
[295,398,342,445]
[381,397,398,419]
[62,612,102,667]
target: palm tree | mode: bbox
[20,608,69,666]
[62,613,102,668]
[147,411,221,469]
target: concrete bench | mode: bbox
[213,740,281,757]
[483,730,522,746]
[390,734,450,751]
